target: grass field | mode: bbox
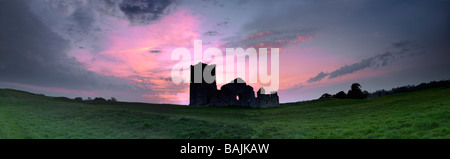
[0,87,449,139]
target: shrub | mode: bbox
[74,97,83,102]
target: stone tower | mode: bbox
[189,62,218,106]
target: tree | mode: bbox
[351,83,361,92]
[320,93,332,99]
[93,97,107,103]
[362,91,369,99]
[74,97,83,102]
[333,91,347,99]
[347,83,365,99]
[110,97,118,102]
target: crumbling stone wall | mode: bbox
[189,63,279,108]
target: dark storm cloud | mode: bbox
[231,0,448,85]
[92,0,127,18]
[221,28,315,48]
[241,0,450,50]
[119,0,174,24]
[0,0,135,91]
[307,40,424,83]
[327,53,387,79]
[307,72,328,83]
[159,77,172,81]
[392,40,413,48]
[216,20,229,27]
[150,50,162,53]
[204,30,221,36]
[71,7,95,32]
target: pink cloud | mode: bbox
[67,9,201,103]
[75,9,200,77]
[296,35,313,42]
[245,31,272,39]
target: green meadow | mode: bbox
[0,87,449,139]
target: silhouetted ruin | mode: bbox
[189,63,279,108]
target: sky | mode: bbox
[0,0,449,104]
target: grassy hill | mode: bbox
[0,87,449,139]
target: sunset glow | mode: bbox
[1,0,449,104]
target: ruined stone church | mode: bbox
[189,62,279,108]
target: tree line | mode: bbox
[320,79,450,100]
[320,83,369,99]
[367,79,450,98]
[74,97,118,104]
